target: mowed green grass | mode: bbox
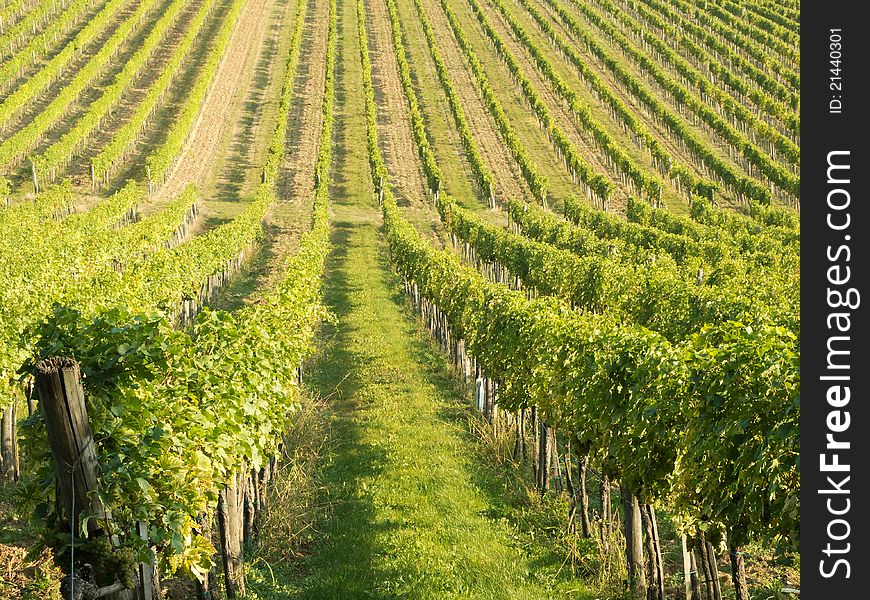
[245,0,593,596]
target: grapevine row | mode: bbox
[561,195,798,267]
[508,196,729,267]
[609,0,799,139]
[677,0,799,71]
[24,0,336,581]
[383,0,443,197]
[0,0,105,103]
[262,0,312,183]
[433,0,548,201]
[30,0,190,187]
[145,0,245,188]
[369,7,798,574]
[588,0,800,165]
[688,194,801,242]
[559,0,800,199]
[0,0,72,60]
[0,178,74,236]
[626,196,799,248]
[0,0,160,180]
[482,0,667,204]
[537,0,782,205]
[511,0,715,201]
[91,0,219,186]
[409,0,495,206]
[461,0,623,205]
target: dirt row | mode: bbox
[365,0,429,207]
[208,0,295,210]
[232,0,333,298]
[278,0,330,203]
[262,0,334,269]
[157,0,274,202]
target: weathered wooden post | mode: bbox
[218,472,246,598]
[194,514,216,599]
[36,357,140,600]
[682,535,694,599]
[137,521,157,600]
[1,400,18,481]
[642,504,665,600]
[31,161,39,194]
[36,358,107,535]
[621,487,647,600]
[729,542,749,600]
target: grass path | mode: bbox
[271,199,568,599]
[246,0,591,596]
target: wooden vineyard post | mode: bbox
[697,533,715,600]
[620,487,647,600]
[218,471,247,598]
[728,542,749,600]
[600,475,611,552]
[36,357,141,599]
[35,357,108,535]
[706,536,722,600]
[536,420,551,492]
[697,530,722,600]
[1,400,18,481]
[243,471,255,544]
[530,406,538,480]
[136,521,160,600]
[642,504,665,600]
[689,541,703,600]
[681,535,694,600]
[195,514,217,600]
[572,439,591,538]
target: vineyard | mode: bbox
[0,0,799,598]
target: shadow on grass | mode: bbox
[268,221,398,600]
